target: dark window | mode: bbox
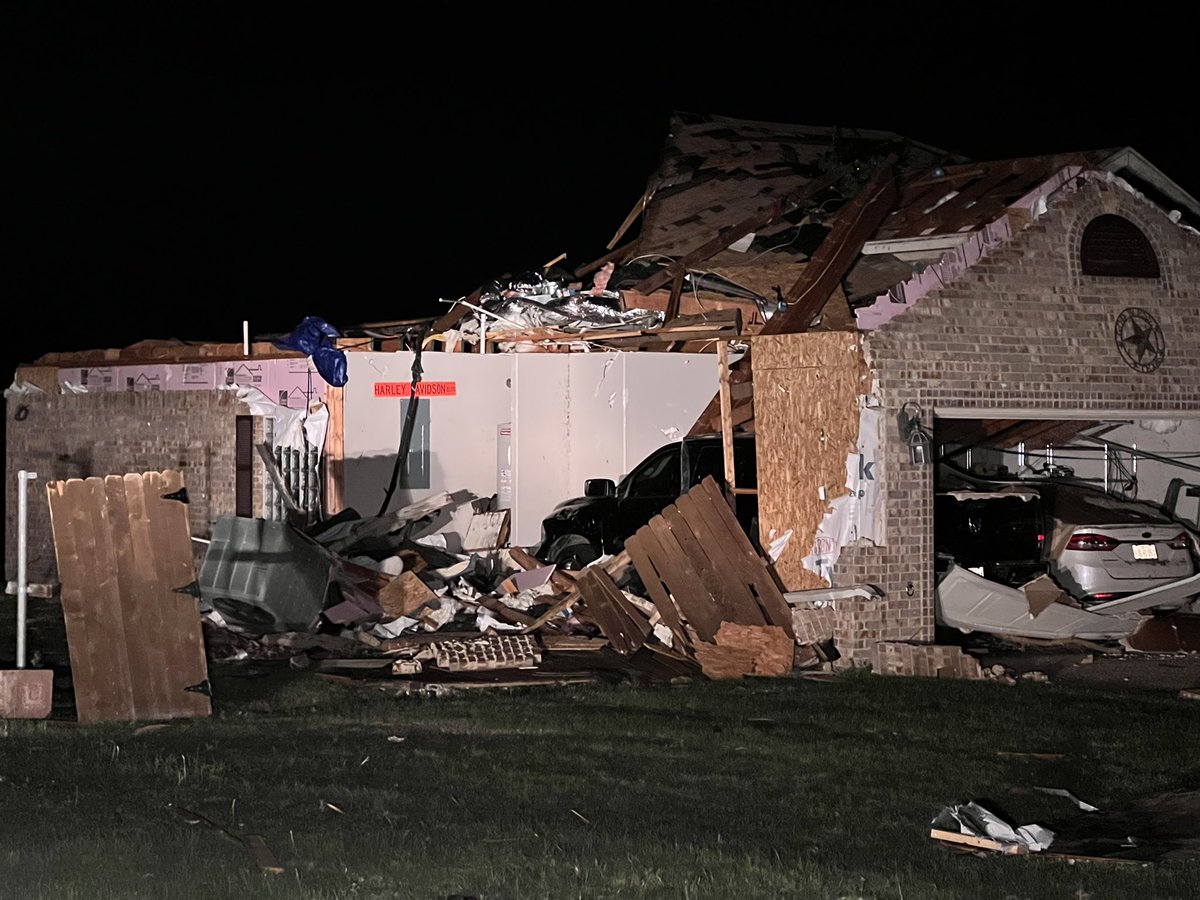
[686,441,758,489]
[235,416,254,517]
[1081,215,1160,278]
[624,446,682,498]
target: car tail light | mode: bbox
[1066,533,1119,552]
[1168,532,1191,550]
[1091,593,1116,600]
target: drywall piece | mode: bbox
[936,566,1140,641]
[46,471,211,723]
[751,332,871,590]
[463,510,510,551]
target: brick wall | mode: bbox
[5,390,262,584]
[832,177,1200,658]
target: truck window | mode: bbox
[623,446,682,498]
[685,441,757,489]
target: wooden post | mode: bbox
[666,269,686,323]
[324,386,345,516]
[717,341,737,511]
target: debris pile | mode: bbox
[194,477,822,694]
[432,262,749,354]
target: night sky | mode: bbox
[7,7,1195,382]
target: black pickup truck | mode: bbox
[535,434,758,569]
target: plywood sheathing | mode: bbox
[752,332,871,590]
[46,471,211,723]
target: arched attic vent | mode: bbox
[1080,214,1161,278]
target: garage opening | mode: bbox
[930,412,1200,642]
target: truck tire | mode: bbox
[546,534,600,571]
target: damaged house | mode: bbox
[7,112,1200,707]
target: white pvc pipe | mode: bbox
[243,320,250,356]
[16,470,37,669]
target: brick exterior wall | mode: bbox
[832,177,1200,658]
[5,391,263,584]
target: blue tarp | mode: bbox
[273,316,348,387]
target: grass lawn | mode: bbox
[2,666,1199,899]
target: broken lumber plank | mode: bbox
[929,828,1018,853]
[508,546,577,593]
[519,589,582,634]
[670,495,764,626]
[540,634,612,652]
[576,568,652,655]
[173,806,285,874]
[761,156,899,336]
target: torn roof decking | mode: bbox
[636,113,958,268]
[633,113,1198,313]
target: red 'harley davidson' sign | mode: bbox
[373,382,458,398]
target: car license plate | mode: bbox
[1132,543,1159,560]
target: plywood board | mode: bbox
[693,643,758,680]
[713,622,795,676]
[378,571,436,619]
[47,472,210,723]
[751,332,869,590]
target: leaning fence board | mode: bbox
[644,517,724,641]
[46,472,210,723]
[623,533,689,648]
[144,471,211,719]
[670,496,763,626]
[50,477,136,723]
[695,478,794,637]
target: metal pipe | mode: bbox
[16,470,37,669]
